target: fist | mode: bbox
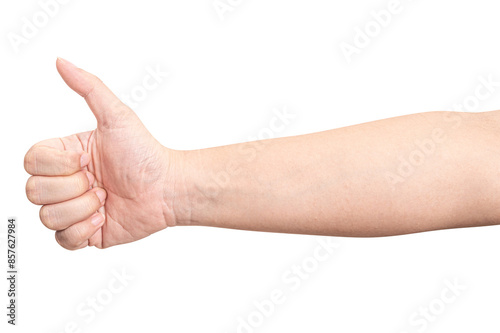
[25,58,183,250]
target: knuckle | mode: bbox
[26,177,41,204]
[87,192,101,211]
[77,172,89,191]
[62,153,79,175]
[39,206,58,230]
[24,147,37,174]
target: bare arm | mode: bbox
[175,111,500,236]
[25,59,500,250]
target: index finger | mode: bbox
[24,143,90,176]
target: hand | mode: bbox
[25,58,183,250]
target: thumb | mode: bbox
[56,57,132,129]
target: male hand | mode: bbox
[25,58,182,250]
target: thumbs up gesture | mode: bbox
[25,58,183,250]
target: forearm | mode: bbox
[173,111,500,236]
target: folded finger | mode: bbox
[39,188,106,230]
[55,212,105,250]
[26,171,94,205]
[24,145,90,176]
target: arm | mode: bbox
[176,110,500,236]
[25,58,500,250]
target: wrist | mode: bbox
[163,148,205,228]
[168,146,238,228]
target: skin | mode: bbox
[25,58,500,250]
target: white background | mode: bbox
[1,0,500,332]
